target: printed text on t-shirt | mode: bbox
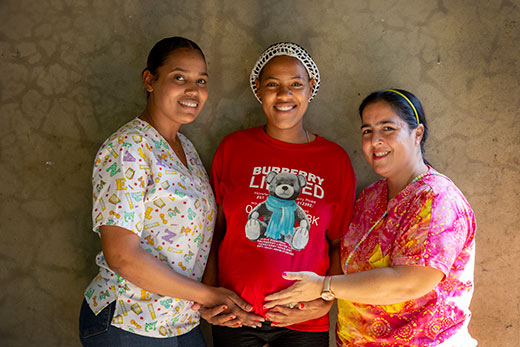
[249,166,324,199]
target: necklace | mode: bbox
[343,171,447,270]
[263,126,311,144]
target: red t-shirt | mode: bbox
[210,126,356,332]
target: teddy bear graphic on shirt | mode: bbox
[245,171,310,250]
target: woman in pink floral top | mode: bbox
[264,89,477,346]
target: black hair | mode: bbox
[359,89,429,163]
[143,37,205,98]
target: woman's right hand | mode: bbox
[193,287,264,328]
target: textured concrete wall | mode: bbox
[1,0,519,346]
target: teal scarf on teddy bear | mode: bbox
[265,196,297,240]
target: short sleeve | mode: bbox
[209,139,226,205]
[325,151,357,241]
[92,134,149,237]
[391,189,469,276]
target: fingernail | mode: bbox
[222,305,227,310]
[274,307,279,312]
[282,272,287,277]
[299,303,304,309]
[230,315,236,319]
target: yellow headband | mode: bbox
[385,89,420,125]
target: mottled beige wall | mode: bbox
[1,0,518,346]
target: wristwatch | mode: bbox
[321,276,335,301]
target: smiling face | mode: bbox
[144,48,208,126]
[361,101,424,180]
[255,56,314,132]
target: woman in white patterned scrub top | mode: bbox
[79,37,260,347]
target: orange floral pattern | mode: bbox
[337,168,476,346]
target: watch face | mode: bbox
[321,291,335,301]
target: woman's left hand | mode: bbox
[264,298,333,327]
[263,271,324,309]
[192,301,264,328]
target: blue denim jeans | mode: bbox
[79,299,206,346]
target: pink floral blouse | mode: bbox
[337,168,477,346]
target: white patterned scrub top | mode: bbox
[83,118,216,338]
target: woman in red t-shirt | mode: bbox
[193,42,357,347]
